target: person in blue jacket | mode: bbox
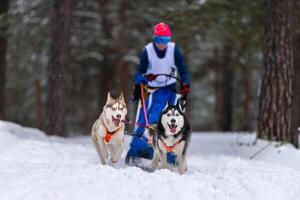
[125,22,190,165]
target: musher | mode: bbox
[126,22,190,165]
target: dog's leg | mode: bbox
[91,122,109,165]
[109,142,123,165]
[175,143,187,174]
[177,154,186,175]
[182,154,188,172]
[98,138,109,162]
[92,136,107,164]
[159,152,169,170]
[94,136,109,165]
[151,151,160,171]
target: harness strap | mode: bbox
[122,117,149,128]
[161,140,180,153]
[140,84,149,128]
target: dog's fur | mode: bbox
[149,99,191,174]
[91,92,127,165]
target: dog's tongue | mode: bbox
[170,124,177,133]
[112,116,120,126]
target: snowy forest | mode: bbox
[0,0,300,144]
[1,0,300,199]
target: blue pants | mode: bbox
[127,88,177,164]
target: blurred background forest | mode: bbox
[0,0,298,143]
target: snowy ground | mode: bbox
[1,121,300,200]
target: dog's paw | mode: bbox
[110,159,121,168]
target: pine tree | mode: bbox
[0,0,9,120]
[258,0,298,147]
[293,0,300,147]
[45,0,73,136]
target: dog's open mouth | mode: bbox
[112,116,121,126]
[168,123,177,133]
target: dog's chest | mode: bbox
[96,122,124,143]
[162,136,176,147]
[158,135,185,154]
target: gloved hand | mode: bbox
[146,73,157,81]
[134,74,147,85]
[181,84,190,96]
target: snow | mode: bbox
[1,120,300,200]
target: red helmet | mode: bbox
[153,22,172,37]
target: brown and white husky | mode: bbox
[91,92,127,165]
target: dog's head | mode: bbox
[160,101,185,135]
[103,92,127,127]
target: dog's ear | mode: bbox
[176,98,180,107]
[106,92,113,104]
[119,92,124,102]
[163,100,170,111]
[178,97,187,113]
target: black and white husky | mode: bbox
[149,99,191,174]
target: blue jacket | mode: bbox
[135,42,190,91]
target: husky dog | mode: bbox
[91,92,127,165]
[149,99,191,174]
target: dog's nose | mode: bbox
[171,119,176,123]
[116,114,121,119]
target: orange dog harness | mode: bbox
[102,119,121,143]
[161,140,180,152]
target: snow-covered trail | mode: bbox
[1,121,300,200]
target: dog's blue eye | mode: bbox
[176,114,179,116]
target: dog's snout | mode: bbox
[116,114,121,119]
[171,119,176,123]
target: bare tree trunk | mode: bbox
[220,42,233,132]
[212,48,222,130]
[293,0,300,147]
[212,43,233,132]
[98,0,115,107]
[294,34,300,147]
[35,79,42,129]
[0,0,9,120]
[117,0,129,101]
[81,74,90,134]
[241,64,252,130]
[45,0,73,136]
[258,0,298,147]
